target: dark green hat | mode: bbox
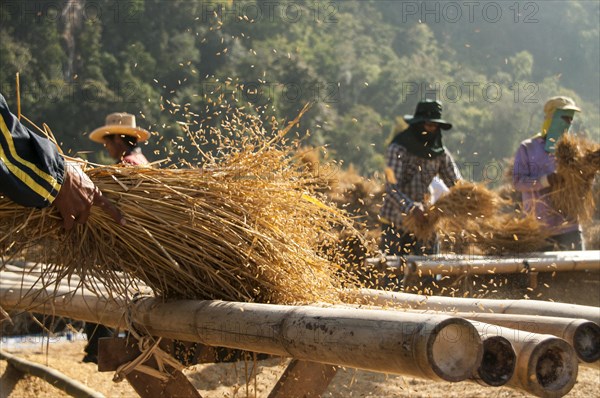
[404,99,452,130]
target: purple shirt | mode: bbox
[512,136,579,235]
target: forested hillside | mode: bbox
[1,0,598,180]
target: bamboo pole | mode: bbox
[472,323,579,398]
[300,301,517,388]
[367,250,600,275]
[453,313,600,367]
[372,304,600,368]
[2,263,77,278]
[0,349,105,398]
[0,278,126,327]
[472,333,516,387]
[1,274,85,290]
[15,72,21,120]
[348,289,600,325]
[0,274,483,383]
[129,300,483,382]
[315,300,600,372]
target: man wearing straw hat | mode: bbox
[512,96,583,251]
[0,93,124,230]
[88,112,150,165]
[81,112,151,364]
[379,99,461,259]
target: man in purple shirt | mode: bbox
[512,96,582,251]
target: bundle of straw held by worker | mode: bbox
[402,181,506,241]
[0,110,361,304]
[550,133,600,222]
[401,180,553,254]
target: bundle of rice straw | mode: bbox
[0,110,360,304]
[584,223,600,250]
[402,181,505,241]
[469,213,553,254]
[401,180,554,254]
[550,134,600,222]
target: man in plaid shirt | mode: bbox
[379,100,461,256]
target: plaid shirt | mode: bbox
[380,142,461,226]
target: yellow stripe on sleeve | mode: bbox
[0,144,57,202]
[0,116,60,202]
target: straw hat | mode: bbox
[89,113,150,143]
[543,96,581,118]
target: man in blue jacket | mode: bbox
[0,93,124,228]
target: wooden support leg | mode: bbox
[98,337,202,398]
[267,360,338,398]
[97,337,140,371]
[126,370,200,398]
[528,271,539,290]
[463,274,472,295]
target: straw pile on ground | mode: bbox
[0,112,359,304]
[551,133,600,222]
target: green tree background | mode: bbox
[1,0,598,181]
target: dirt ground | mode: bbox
[0,338,599,398]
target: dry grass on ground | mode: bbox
[1,339,599,398]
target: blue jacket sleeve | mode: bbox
[0,93,64,208]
